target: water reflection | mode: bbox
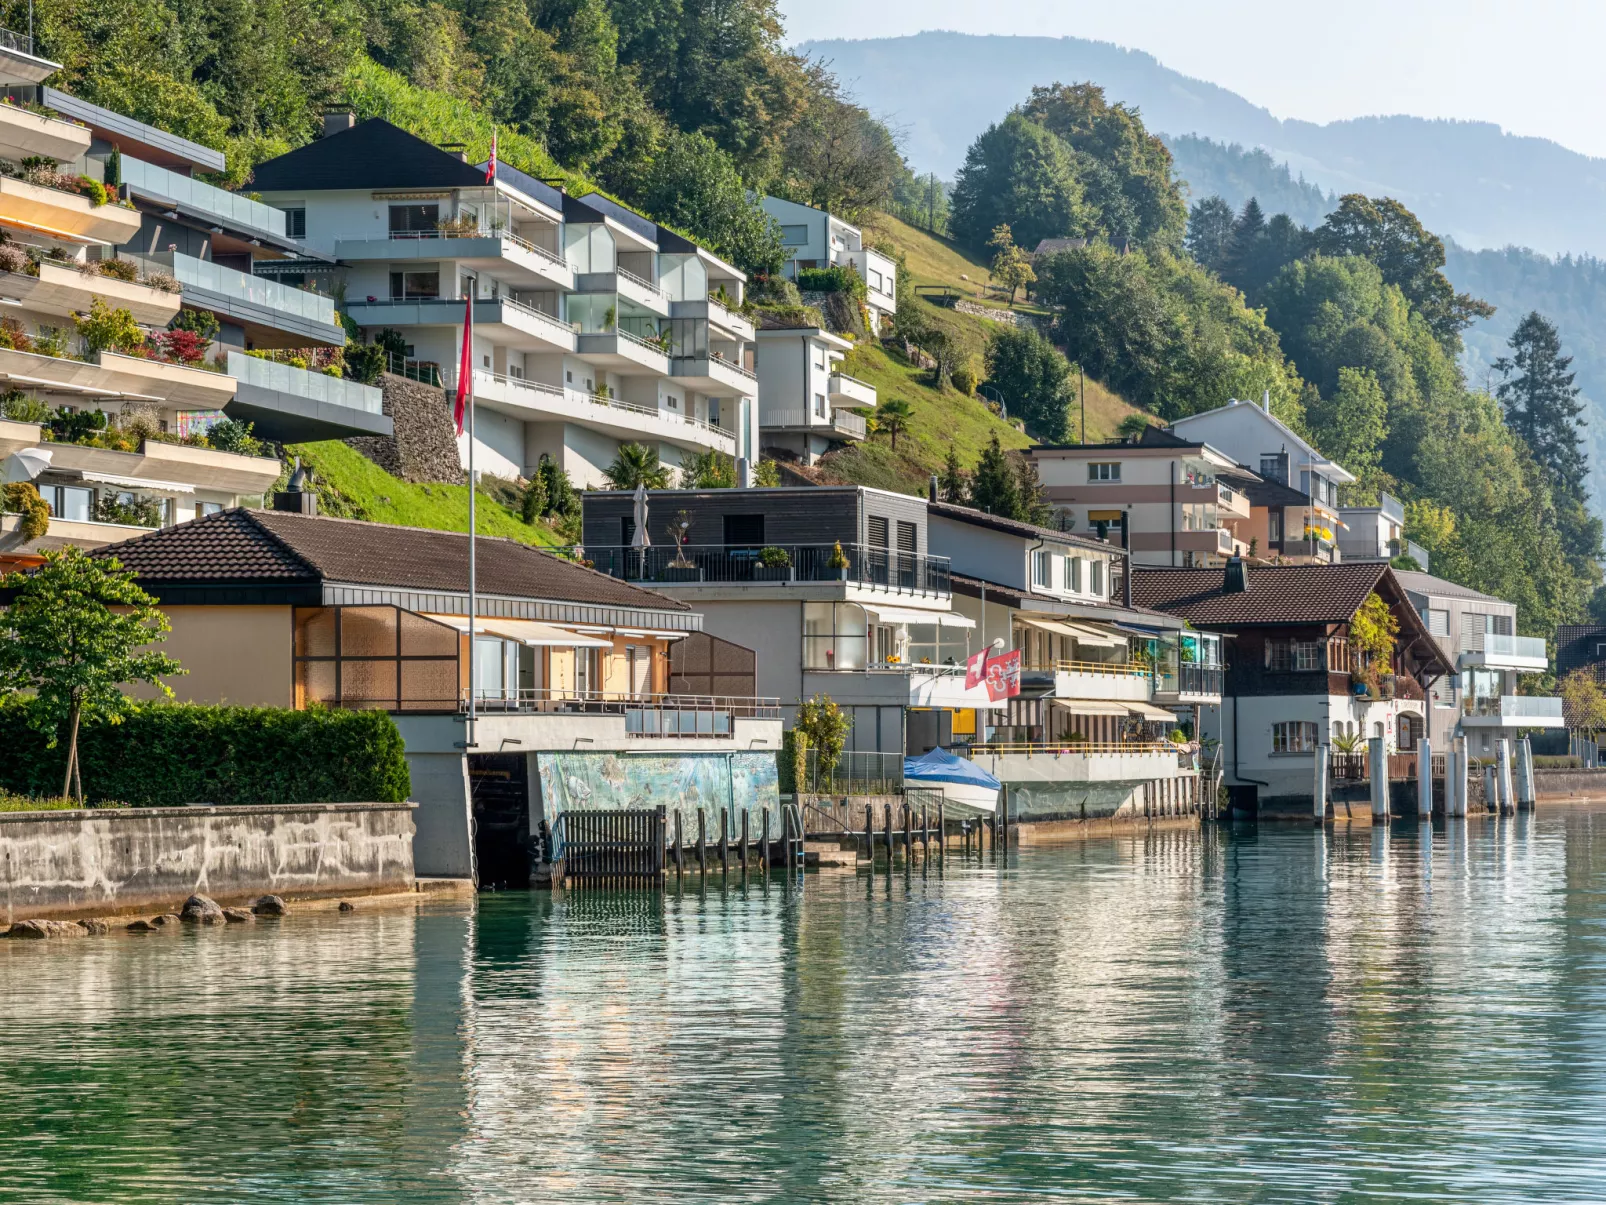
[6,812,1606,1201]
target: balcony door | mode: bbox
[389,203,439,236]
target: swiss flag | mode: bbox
[453,294,473,435]
[485,130,497,185]
[965,649,987,691]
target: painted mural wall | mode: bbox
[537,751,781,838]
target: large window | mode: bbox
[804,601,868,670]
[1087,462,1121,482]
[1089,560,1105,597]
[1266,639,1323,672]
[1272,721,1319,754]
[294,606,460,711]
[1033,549,1053,588]
[389,203,439,234]
[780,224,809,247]
[389,269,440,300]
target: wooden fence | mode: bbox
[551,807,666,888]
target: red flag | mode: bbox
[485,131,497,184]
[984,650,1021,702]
[454,293,473,435]
[965,649,987,691]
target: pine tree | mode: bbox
[970,435,1021,518]
[1185,196,1236,273]
[939,445,967,503]
[1496,311,1588,498]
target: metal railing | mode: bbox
[704,295,752,331]
[616,265,668,300]
[1153,664,1226,696]
[1032,659,1150,678]
[585,543,952,595]
[1463,695,1565,721]
[760,406,867,438]
[470,369,733,441]
[0,25,33,55]
[798,749,904,796]
[671,353,758,382]
[226,351,384,414]
[464,688,780,736]
[371,226,568,268]
[965,741,1178,756]
[386,351,441,385]
[494,293,581,339]
[120,157,286,238]
[829,371,875,394]
[126,251,337,326]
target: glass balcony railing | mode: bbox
[120,157,287,238]
[128,251,337,327]
[226,352,384,414]
[1481,633,1548,661]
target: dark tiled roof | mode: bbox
[927,501,1119,554]
[571,191,658,242]
[250,119,491,192]
[1131,563,1389,626]
[1223,469,1308,508]
[97,509,688,611]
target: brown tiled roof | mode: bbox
[96,509,689,611]
[1131,563,1389,626]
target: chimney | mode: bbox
[1223,556,1249,594]
[273,456,319,515]
[440,143,468,162]
[1262,389,1271,414]
[928,473,939,503]
[321,111,355,138]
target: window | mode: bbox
[867,516,889,548]
[197,501,224,518]
[1068,557,1083,592]
[575,647,600,694]
[388,203,439,234]
[389,269,440,300]
[1272,721,1319,754]
[1266,640,1322,672]
[1089,560,1105,597]
[723,514,764,546]
[1259,454,1288,485]
[1267,511,1283,544]
[1427,608,1450,637]
[780,224,809,247]
[1033,550,1052,587]
[50,484,92,522]
[804,601,868,670]
[814,392,827,417]
[283,207,306,239]
[1087,462,1121,482]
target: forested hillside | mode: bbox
[801,31,1606,257]
[1165,135,1333,229]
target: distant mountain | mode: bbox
[802,32,1606,257]
[1164,135,1334,228]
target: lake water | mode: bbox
[6,809,1606,1203]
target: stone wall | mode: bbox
[345,372,465,483]
[0,802,416,922]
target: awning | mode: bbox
[860,603,975,629]
[1049,699,1129,716]
[77,471,195,494]
[1060,622,1127,649]
[1015,614,1082,639]
[420,613,612,648]
[1127,702,1179,721]
[1087,509,1124,521]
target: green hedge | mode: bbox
[795,265,867,297]
[0,699,411,807]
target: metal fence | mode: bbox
[551,807,666,887]
[586,542,952,595]
[799,749,905,796]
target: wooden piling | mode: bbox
[937,804,945,866]
[761,806,770,878]
[740,809,750,881]
[720,807,730,874]
[864,804,873,863]
[884,804,894,869]
[903,803,913,859]
[697,809,707,876]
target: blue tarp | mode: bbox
[904,748,1002,791]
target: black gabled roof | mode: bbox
[250,119,493,192]
[572,192,658,242]
[484,160,563,211]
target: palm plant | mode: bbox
[603,442,671,490]
[873,399,914,450]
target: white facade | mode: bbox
[1171,398,1354,559]
[761,196,898,331]
[754,324,875,464]
[261,169,757,488]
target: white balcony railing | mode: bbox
[120,157,287,238]
[1482,633,1548,661]
[226,352,384,414]
[1463,695,1565,721]
[366,226,569,270]
[616,265,668,301]
[473,369,731,442]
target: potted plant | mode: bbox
[755,545,792,581]
[827,540,850,580]
[664,511,700,580]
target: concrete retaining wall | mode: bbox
[1534,768,1606,800]
[0,802,415,922]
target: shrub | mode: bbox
[170,307,221,342]
[204,418,264,457]
[0,315,32,352]
[73,297,144,356]
[758,546,791,568]
[795,265,866,297]
[75,176,109,206]
[1,390,49,422]
[96,257,138,282]
[0,697,411,806]
[951,361,980,396]
[152,327,210,363]
[2,481,49,539]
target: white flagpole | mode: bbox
[466,300,477,749]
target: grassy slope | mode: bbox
[812,215,1145,494]
[287,440,564,547]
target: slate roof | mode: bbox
[1392,570,1509,606]
[927,501,1120,554]
[96,509,688,611]
[1131,563,1391,626]
[249,119,494,193]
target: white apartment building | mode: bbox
[1171,396,1353,563]
[0,35,338,565]
[754,318,876,464]
[760,196,898,331]
[253,118,757,488]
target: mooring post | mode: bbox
[864,804,873,863]
[1516,737,1536,811]
[697,808,707,876]
[938,803,946,867]
[920,805,930,856]
[761,806,770,878]
[1313,743,1329,826]
[1368,735,1389,821]
[1417,737,1433,820]
[1442,747,1459,819]
[740,808,750,881]
[720,807,730,875]
[903,802,913,860]
[1497,739,1516,816]
[674,808,685,877]
[884,804,894,869]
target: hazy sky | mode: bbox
[779,0,1606,160]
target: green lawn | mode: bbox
[286,440,565,546]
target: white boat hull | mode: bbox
[906,778,999,816]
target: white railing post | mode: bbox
[1313,743,1328,826]
[1417,737,1433,819]
[1369,736,1389,820]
